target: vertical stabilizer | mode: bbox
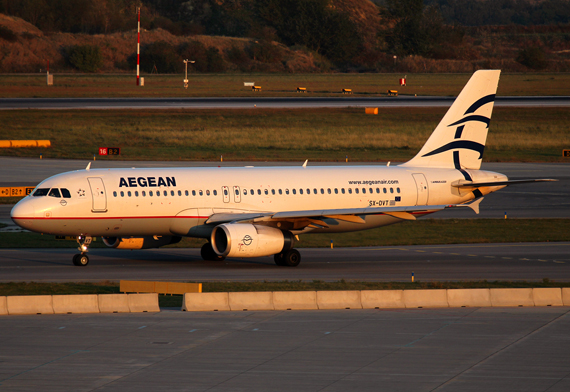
[401,70,501,170]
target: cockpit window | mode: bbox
[33,188,50,196]
[61,188,71,198]
[48,188,61,198]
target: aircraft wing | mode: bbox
[205,199,483,228]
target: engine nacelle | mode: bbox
[102,236,181,250]
[211,223,294,258]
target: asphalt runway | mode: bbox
[1,243,568,282]
[1,307,569,391]
[1,96,569,110]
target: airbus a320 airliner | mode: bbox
[11,70,554,267]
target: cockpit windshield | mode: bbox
[33,188,50,196]
[33,188,71,198]
[48,188,61,198]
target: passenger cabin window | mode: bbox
[299,189,303,195]
[265,189,269,195]
[292,189,296,195]
[279,189,282,195]
[142,191,146,196]
[192,190,196,196]
[135,191,139,197]
[213,190,217,196]
[307,189,310,194]
[33,188,50,197]
[257,189,261,195]
[48,188,61,198]
[320,189,324,194]
[341,188,345,194]
[206,190,210,196]
[327,188,331,194]
[171,191,175,196]
[383,188,387,193]
[185,190,189,196]
[113,191,117,197]
[120,191,124,197]
[348,188,352,194]
[397,187,401,193]
[334,188,338,194]
[390,188,394,193]
[178,190,182,196]
[285,189,290,195]
[150,191,153,196]
[355,188,359,194]
[128,191,132,197]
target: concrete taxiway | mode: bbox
[0,243,568,282]
[1,307,569,391]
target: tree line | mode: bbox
[1,0,568,71]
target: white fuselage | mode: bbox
[11,164,506,238]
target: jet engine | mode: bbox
[210,223,294,258]
[102,236,181,250]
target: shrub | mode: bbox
[516,47,548,70]
[135,41,181,73]
[205,47,226,72]
[179,41,209,72]
[0,26,18,42]
[68,45,103,72]
[248,41,283,63]
[226,45,250,66]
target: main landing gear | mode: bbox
[73,235,92,266]
[201,242,226,261]
[274,249,301,267]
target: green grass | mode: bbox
[1,279,568,308]
[2,219,569,249]
[0,107,568,162]
[1,73,569,98]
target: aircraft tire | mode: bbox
[282,249,301,267]
[201,243,225,261]
[274,253,286,266]
[73,254,89,266]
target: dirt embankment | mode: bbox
[0,14,324,73]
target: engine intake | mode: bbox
[102,236,181,250]
[211,223,294,258]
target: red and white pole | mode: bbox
[136,7,140,86]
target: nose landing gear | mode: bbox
[73,236,92,266]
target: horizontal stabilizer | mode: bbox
[452,179,557,188]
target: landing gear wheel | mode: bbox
[282,249,301,267]
[274,253,286,266]
[201,242,225,261]
[73,254,89,266]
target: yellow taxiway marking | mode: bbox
[554,261,565,264]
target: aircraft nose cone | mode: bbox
[11,200,35,230]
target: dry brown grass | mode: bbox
[0,107,567,162]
